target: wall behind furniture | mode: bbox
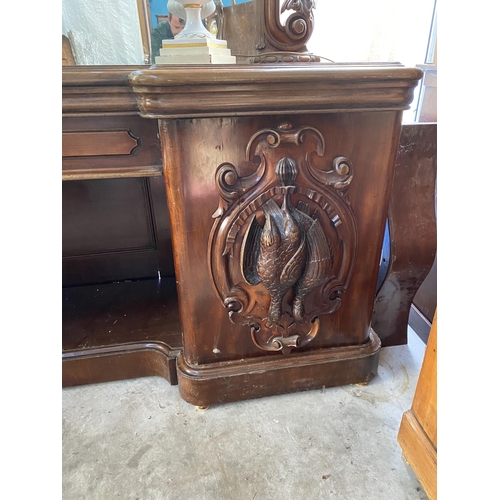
[62,0,144,64]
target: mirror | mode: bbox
[61,0,313,66]
[62,0,253,66]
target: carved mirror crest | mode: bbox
[209,121,357,354]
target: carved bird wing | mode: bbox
[280,235,307,284]
[302,218,333,285]
[241,214,262,285]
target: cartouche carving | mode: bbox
[209,122,357,354]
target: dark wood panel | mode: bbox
[62,177,156,256]
[372,123,437,346]
[62,176,174,286]
[62,115,162,179]
[62,250,160,287]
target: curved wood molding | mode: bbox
[62,66,148,115]
[62,341,182,387]
[129,65,423,118]
[177,329,381,406]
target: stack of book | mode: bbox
[155,38,236,65]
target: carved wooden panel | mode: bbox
[209,121,356,354]
[160,111,401,366]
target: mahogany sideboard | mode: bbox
[62,63,424,405]
[128,63,423,406]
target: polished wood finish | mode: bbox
[129,64,422,118]
[62,115,162,180]
[372,123,437,346]
[398,311,437,499]
[62,66,146,116]
[62,278,182,387]
[130,63,422,405]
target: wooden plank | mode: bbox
[412,311,438,445]
[398,311,437,500]
[398,410,437,500]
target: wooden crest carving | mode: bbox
[262,0,316,54]
[209,121,356,354]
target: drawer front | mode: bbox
[62,115,162,180]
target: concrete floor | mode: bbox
[62,327,429,500]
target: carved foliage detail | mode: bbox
[209,122,356,354]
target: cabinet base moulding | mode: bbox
[62,342,181,387]
[176,329,381,406]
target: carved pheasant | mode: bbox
[241,156,331,325]
[256,197,306,323]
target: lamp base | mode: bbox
[155,38,236,65]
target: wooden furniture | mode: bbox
[62,66,181,387]
[62,3,424,404]
[398,311,437,499]
[129,63,422,406]
[372,123,437,346]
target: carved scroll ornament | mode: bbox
[209,122,356,354]
[263,0,316,53]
